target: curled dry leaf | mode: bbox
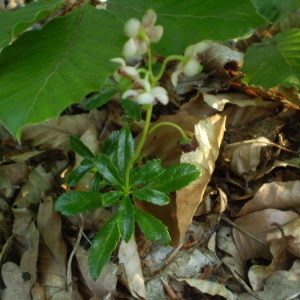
[235,181,300,217]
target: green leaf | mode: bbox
[0,0,64,49]
[94,154,124,188]
[107,0,267,56]
[55,190,121,215]
[121,99,142,121]
[117,195,135,242]
[135,208,171,245]
[242,29,300,89]
[84,89,117,110]
[130,159,165,187]
[69,135,94,159]
[132,188,170,206]
[116,126,134,179]
[0,4,125,139]
[66,164,93,187]
[89,215,120,280]
[101,130,119,159]
[146,163,201,194]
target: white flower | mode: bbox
[122,9,163,57]
[171,41,211,86]
[111,57,139,82]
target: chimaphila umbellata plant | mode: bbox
[55,9,206,280]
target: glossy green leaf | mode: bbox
[84,89,117,110]
[117,195,135,242]
[132,188,170,206]
[135,208,171,245]
[116,126,134,179]
[242,29,300,88]
[107,0,267,56]
[66,164,93,187]
[0,4,125,139]
[91,172,107,192]
[55,190,121,215]
[121,99,142,121]
[146,163,201,194]
[130,159,165,187]
[94,154,124,188]
[101,130,119,159]
[0,0,63,49]
[89,215,120,280]
[69,135,94,159]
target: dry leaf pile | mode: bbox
[1,41,300,300]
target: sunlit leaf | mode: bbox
[69,135,94,159]
[132,188,170,206]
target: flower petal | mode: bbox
[183,58,200,76]
[124,18,141,37]
[142,9,157,27]
[149,25,163,42]
[110,57,126,67]
[123,38,138,57]
[122,89,138,100]
[137,92,155,104]
[171,70,181,86]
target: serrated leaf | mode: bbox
[101,130,119,159]
[132,188,170,206]
[135,208,171,245]
[107,0,267,56]
[0,0,63,49]
[116,126,134,179]
[66,164,93,187]
[117,195,135,242]
[94,154,124,188]
[84,89,117,110]
[130,159,165,187]
[121,99,142,121]
[0,4,125,139]
[89,215,120,280]
[55,190,121,215]
[242,29,300,88]
[146,163,201,194]
[69,135,94,159]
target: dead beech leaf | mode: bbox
[235,181,300,217]
[224,137,270,177]
[176,114,226,242]
[176,278,237,299]
[233,209,298,262]
[1,262,31,300]
[248,264,275,292]
[118,236,146,299]
[75,245,118,299]
[37,195,69,299]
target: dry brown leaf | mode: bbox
[37,195,69,299]
[248,264,275,292]
[235,181,300,217]
[118,236,146,299]
[75,245,118,299]
[1,262,31,300]
[233,209,298,262]
[224,137,270,177]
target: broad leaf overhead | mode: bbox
[242,29,300,88]
[0,3,125,139]
[107,0,267,55]
[0,0,64,49]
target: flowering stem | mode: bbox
[148,121,191,144]
[124,104,153,192]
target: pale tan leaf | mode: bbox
[177,278,237,300]
[224,137,270,177]
[248,265,275,292]
[1,262,31,300]
[118,236,146,299]
[233,209,298,262]
[235,181,300,217]
[75,245,118,298]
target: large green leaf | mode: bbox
[0,3,125,139]
[242,29,300,89]
[107,0,267,55]
[89,215,120,280]
[0,0,63,49]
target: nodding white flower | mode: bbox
[111,57,139,82]
[122,80,169,105]
[171,41,211,86]
[123,9,163,57]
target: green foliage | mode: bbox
[55,126,200,278]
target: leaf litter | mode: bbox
[1,21,300,300]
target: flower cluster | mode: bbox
[123,9,163,58]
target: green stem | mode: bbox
[148,121,191,143]
[124,105,153,192]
